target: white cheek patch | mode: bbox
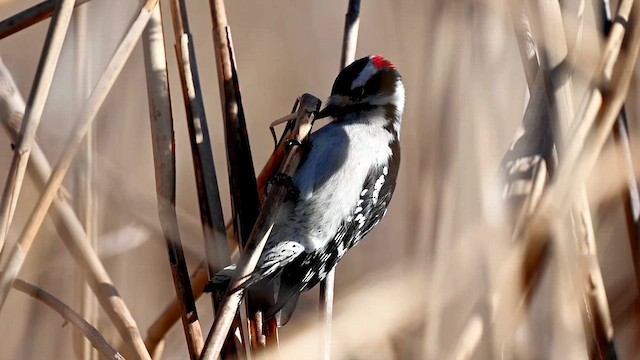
[351,62,377,89]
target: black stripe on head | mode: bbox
[331,57,370,96]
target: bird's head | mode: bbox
[316,55,404,127]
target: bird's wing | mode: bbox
[266,158,399,320]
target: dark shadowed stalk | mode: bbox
[10,277,124,360]
[0,0,75,258]
[143,6,204,359]
[200,94,321,360]
[0,2,160,358]
[208,0,259,251]
[0,0,91,40]
[319,2,361,359]
[209,0,265,353]
[165,0,231,307]
[0,57,150,359]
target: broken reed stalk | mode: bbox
[209,0,265,352]
[319,1,361,359]
[200,94,321,360]
[143,6,204,359]
[0,0,76,257]
[209,0,260,251]
[0,0,91,40]
[0,2,161,358]
[166,0,231,304]
[10,277,125,360]
[0,56,149,359]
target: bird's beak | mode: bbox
[315,103,337,119]
[315,95,348,119]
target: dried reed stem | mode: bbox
[143,6,204,359]
[0,2,160,359]
[11,277,124,360]
[0,0,76,257]
[0,0,91,40]
[166,0,231,304]
[319,2,361,359]
[0,55,150,358]
[0,55,146,359]
[200,94,321,360]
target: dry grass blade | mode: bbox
[0,0,92,40]
[200,94,321,360]
[0,56,150,360]
[319,2,361,359]
[143,6,204,359]
[0,0,76,258]
[11,277,124,360]
[166,0,231,303]
[0,2,160,359]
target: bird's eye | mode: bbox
[352,86,365,99]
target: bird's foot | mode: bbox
[269,173,300,201]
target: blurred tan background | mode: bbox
[0,0,638,359]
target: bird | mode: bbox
[206,55,404,324]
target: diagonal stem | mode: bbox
[0,0,92,40]
[0,2,160,358]
[0,0,76,257]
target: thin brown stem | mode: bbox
[12,278,124,360]
[200,94,321,360]
[143,6,204,359]
[0,0,92,40]
[0,0,76,257]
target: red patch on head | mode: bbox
[371,55,396,70]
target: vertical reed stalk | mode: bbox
[319,2,361,359]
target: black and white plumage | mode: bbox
[207,55,404,322]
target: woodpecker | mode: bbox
[208,55,404,322]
